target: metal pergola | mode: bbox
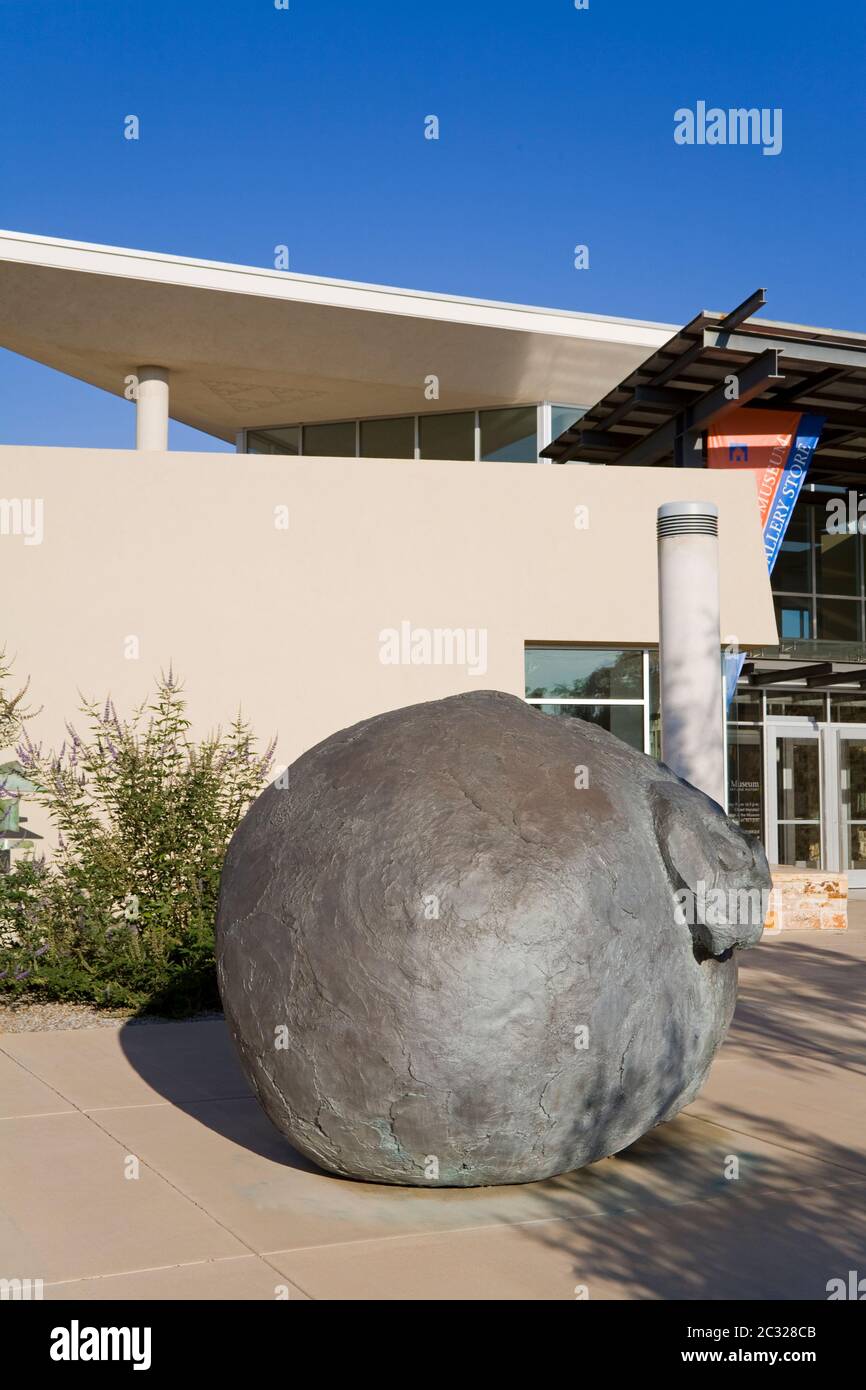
[541,289,866,486]
[740,660,866,690]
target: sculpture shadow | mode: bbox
[480,934,866,1299]
[116,1015,325,1175]
[493,1101,866,1300]
[723,934,866,1076]
[116,931,866,1297]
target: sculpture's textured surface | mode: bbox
[217,691,770,1186]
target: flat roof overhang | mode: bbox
[0,230,674,442]
[542,290,866,484]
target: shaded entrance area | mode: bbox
[731,672,866,887]
[544,292,866,882]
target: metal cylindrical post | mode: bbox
[657,501,725,806]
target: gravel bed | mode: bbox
[0,997,224,1033]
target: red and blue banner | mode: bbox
[706,408,824,705]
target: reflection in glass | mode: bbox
[817,525,858,596]
[777,822,821,869]
[730,689,763,722]
[550,405,587,441]
[360,417,415,458]
[848,826,866,870]
[776,736,821,822]
[419,412,475,460]
[479,407,537,463]
[302,421,357,456]
[727,727,764,840]
[772,504,811,594]
[525,647,643,700]
[648,651,660,759]
[831,695,866,722]
[247,427,301,455]
[766,693,825,719]
[841,738,866,870]
[774,597,812,640]
[816,597,862,642]
[534,702,644,751]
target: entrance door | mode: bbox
[765,721,866,888]
[831,726,866,889]
[766,724,823,870]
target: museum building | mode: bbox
[1,232,865,884]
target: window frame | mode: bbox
[524,647,652,754]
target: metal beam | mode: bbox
[643,313,717,391]
[704,328,866,372]
[634,385,698,407]
[806,666,866,688]
[717,288,767,332]
[761,365,851,409]
[562,371,671,443]
[611,349,784,469]
[819,432,866,453]
[566,429,644,453]
[653,340,705,389]
[689,348,784,431]
[749,663,833,687]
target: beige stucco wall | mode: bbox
[1,446,776,846]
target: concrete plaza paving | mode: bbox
[1,909,864,1300]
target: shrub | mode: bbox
[0,671,274,1015]
[0,649,35,748]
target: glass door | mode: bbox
[766,723,823,868]
[833,727,866,888]
[766,720,866,887]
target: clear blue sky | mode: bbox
[1,0,863,449]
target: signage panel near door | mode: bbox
[727,726,763,838]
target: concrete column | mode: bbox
[657,501,725,806]
[135,367,170,451]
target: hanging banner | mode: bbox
[706,408,824,705]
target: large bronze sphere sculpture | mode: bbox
[217,692,768,1186]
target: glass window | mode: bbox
[648,650,660,759]
[766,693,826,718]
[771,504,811,594]
[774,597,812,640]
[525,647,643,700]
[776,736,821,822]
[815,597,862,642]
[419,412,475,461]
[816,526,859,596]
[831,694,866,722]
[360,416,415,459]
[301,421,357,457]
[727,727,764,840]
[778,822,822,869]
[479,407,537,463]
[841,736,866,869]
[730,689,763,723]
[550,405,587,441]
[247,427,300,455]
[533,702,644,751]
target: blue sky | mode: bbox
[1,0,863,449]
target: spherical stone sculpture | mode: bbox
[216,690,770,1187]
